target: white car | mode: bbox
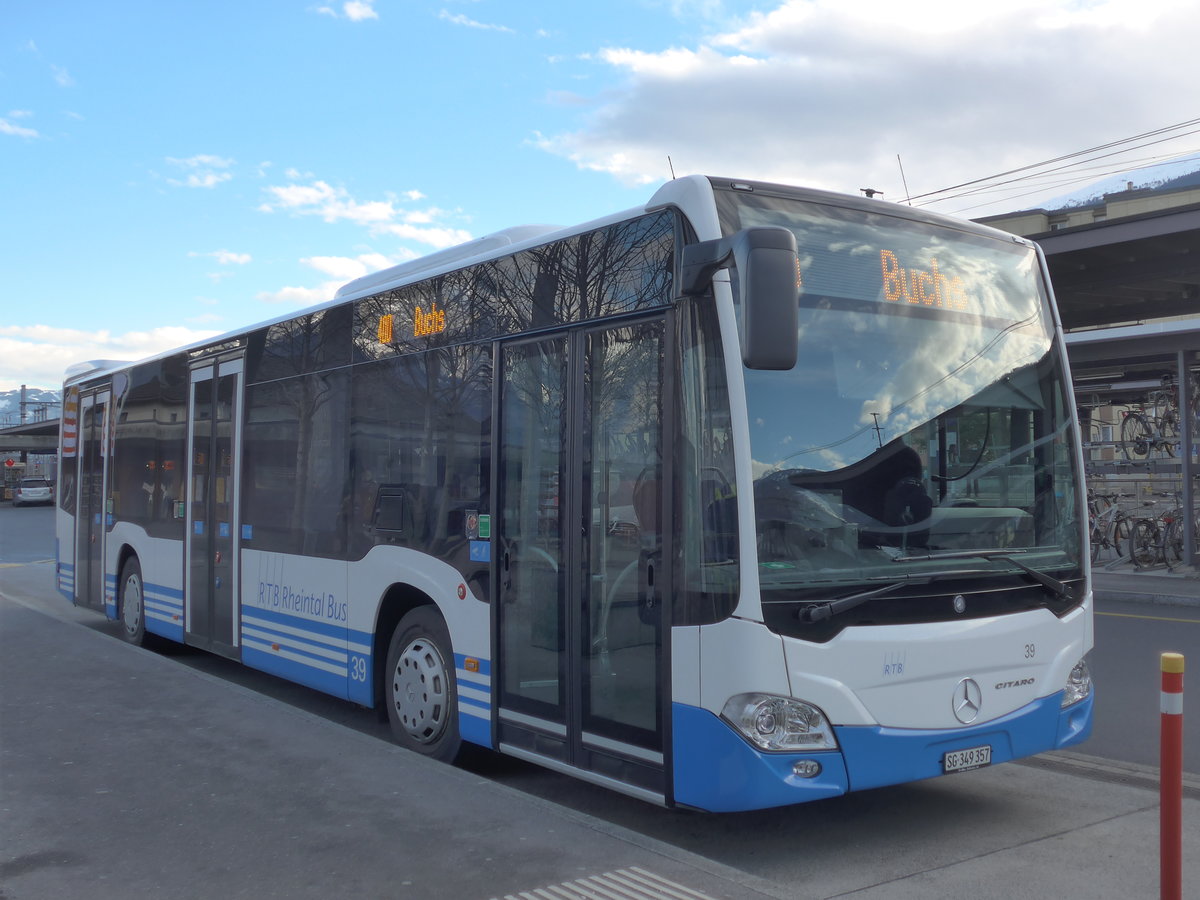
[12,477,53,507]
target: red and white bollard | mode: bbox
[1160,652,1185,900]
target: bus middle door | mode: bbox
[495,316,671,803]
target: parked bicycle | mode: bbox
[1087,490,1132,564]
[1120,374,1195,460]
[1159,493,1199,569]
[1128,513,1163,568]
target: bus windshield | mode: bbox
[714,187,1082,596]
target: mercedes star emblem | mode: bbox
[953,677,982,724]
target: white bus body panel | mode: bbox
[782,601,1091,729]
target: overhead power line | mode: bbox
[908,117,1200,212]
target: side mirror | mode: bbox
[681,227,799,370]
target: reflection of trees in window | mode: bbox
[350,345,491,559]
[243,308,354,556]
[247,306,352,384]
[109,355,188,538]
[589,323,662,465]
[351,211,677,360]
[678,298,738,623]
[243,370,350,557]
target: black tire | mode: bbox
[1120,413,1152,459]
[118,557,148,646]
[384,607,461,763]
[1160,410,1180,458]
[1113,514,1133,559]
[1163,517,1185,568]
[1129,519,1160,568]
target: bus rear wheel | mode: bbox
[118,557,147,646]
[384,607,461,763]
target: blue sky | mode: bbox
[3,0,1199,391]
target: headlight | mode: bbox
[721,693,838,751]
[1061,658,1092,708]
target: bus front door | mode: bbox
[496,317,671,803]
[184,357,244,657]
[73,389,110,610]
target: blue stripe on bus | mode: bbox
[451,655,492,748]
[457,674,490,695]
[243,644,350,700]
[56,542,72,601]
[458,713,491,748]
[57,562,75,600]
[240,607,374,706]
[457,693,491,712]
[671,703,848,812]
[150,618,185,642]
[144,580,185,641]
[244,605,348,640]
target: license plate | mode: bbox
[943,745,992,773]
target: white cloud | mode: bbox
[377,222,473,248]
[166,154,236,189]
[344,1,378,20]
[0,324,222,392]
[255,282,343,306]
[254,176,471,303]
[439,11,516,34]
[0,118,38,139]
[302,252,401,280]
[259,180,396,225]
[51,65,74,87]
[259,177,472,247]
[189,249,252,265]
[172,154,233,168]
[537,0,1200,214]
[317,1,379,21]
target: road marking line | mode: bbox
[1097,610,1200,625]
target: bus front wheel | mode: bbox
[384,607,462,763]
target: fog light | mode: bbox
[792,759,822,778]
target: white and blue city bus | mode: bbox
[56,176,1093,812]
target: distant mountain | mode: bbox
[0,388,62,427]
[1041,152,1200,210]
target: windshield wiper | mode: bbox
[894,549,1070,599]
[797,579,915,623]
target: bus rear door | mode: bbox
[184,356,244,657]
[73,388,110,611]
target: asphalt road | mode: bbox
[1090,596,1200,772]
